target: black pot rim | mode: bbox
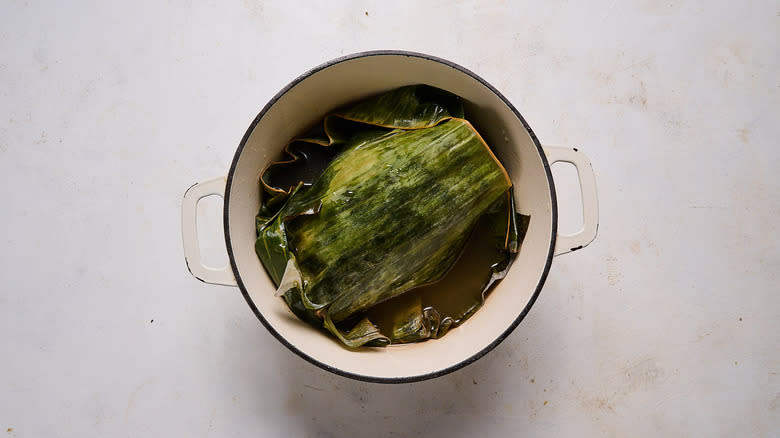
[223,50,558,384]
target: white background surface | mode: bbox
[1,1,778,436]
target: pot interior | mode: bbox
[225,53,555,381]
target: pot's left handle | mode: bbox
[181,176,237,286]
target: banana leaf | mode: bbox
[255,85,526,348]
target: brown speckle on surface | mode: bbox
[629,240,641,255]
[581,396,616,413]
[150,319,154,323]
[578,358,665,413]
[622,358,664,391]
[530,378,535,383]
[770,392,780,410]
[365,11,368,16]
[606,256,622,287]
[737,128,750,143]
[543,400,548,406]
[734,361,738,365]
[648,242,660,256]
[739,317,743,321]
[208,407,216,430]
[34,131,47,144]
[6,428,12,433]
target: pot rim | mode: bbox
[223,50,558,383]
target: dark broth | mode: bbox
[363,195,515,339]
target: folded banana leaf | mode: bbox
[255,85,527,348]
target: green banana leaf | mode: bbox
[255,85,527,348]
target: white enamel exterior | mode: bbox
[182,53,598,381]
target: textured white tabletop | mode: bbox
[1,1,778,437]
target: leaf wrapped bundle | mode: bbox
[255,85,526,348]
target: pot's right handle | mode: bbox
[544,146,599,256]
[181,176,237,286]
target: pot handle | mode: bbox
[181,176,237,286]
[543,146,599,256]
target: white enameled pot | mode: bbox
[181,51,598,383]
